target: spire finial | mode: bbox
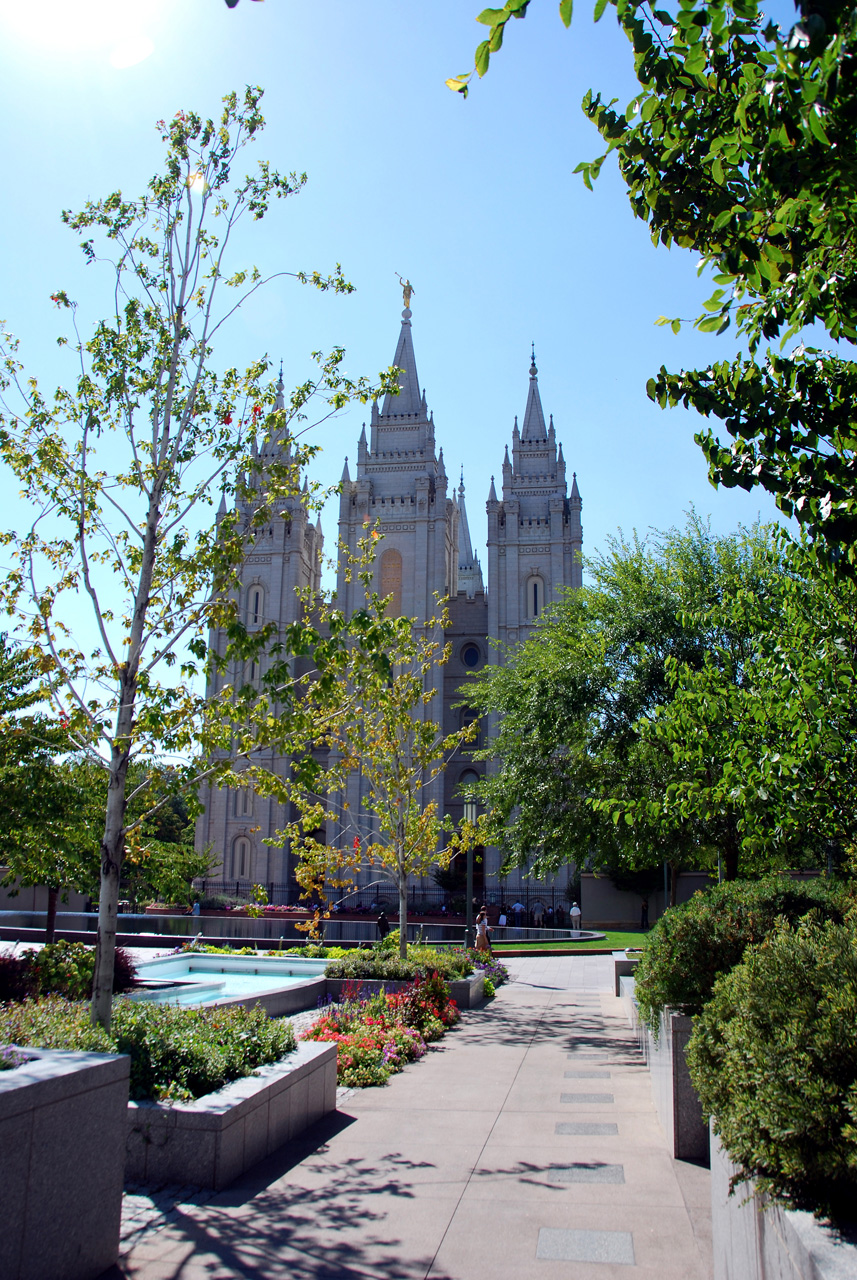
[278,359,283,385]
[530,342,537,375]
[460,466,465,491]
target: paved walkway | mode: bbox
[105,955,712,1280]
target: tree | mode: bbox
[0,89,392,1028]
[467,514,788,884]
[452,0,857,573]
[260,535,477,959]
[0,637,101,941]
[628,535,857,868]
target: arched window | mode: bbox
[247,585,264,628]
[235,787,253,818]
[244,658,260,688]
[525,575,545,620]
[460,707,480,748]
[232,836,252,881]
[458,769,480,825]
[379,548,403,617]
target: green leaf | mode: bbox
[476,7,508,23]
[594,0,609,20]
[475,40,491,77]
[560,0,574,25]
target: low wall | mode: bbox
[581,871,713,930]
[324,970,485,1010]
[711,1128,857,1280]
[620,982,708,1164]
[613,949,640,996]
[126,1039,336,1190]
[0,1047,130,1280]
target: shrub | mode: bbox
[687,917,857,1223]
[468,953,510,987]
[0,995,296,1102]
[634,875,848,1031]
[20,941,138,1000]
[483,977,496,998]
[325,945,474,983]
[0,950,39,1003]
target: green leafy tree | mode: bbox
[452,0,857,573]
[468,514,785,884]
[263,535,477,960]
[627,535,857,869]
[0,90,392,1028]
[0,637,100,941]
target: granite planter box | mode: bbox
[325,969,485,1010]
[620,980,708,1163]
[0,1046,130,1280]
[711,1127,857,1280]
[125,1039,336,1189]
[612,948,641,997]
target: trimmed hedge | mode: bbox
[687,917,857,1223]
[0,995,296,1102]
[634,875,848,1031]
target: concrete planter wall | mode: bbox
[0,1047,130,1280]
[711,1128,857,1280]
[619,977,708,1163]
[612,949,641,996]
[324,969,485,1010]
[125,1039,336,1190]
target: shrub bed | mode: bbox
[0,940,138,1002]
[302,971,460,1088]
[325,945,509,985]
[634,875,848,1031]
[687,917,857,1224]
[0,996,296,1102]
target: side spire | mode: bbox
[521,348,547,441]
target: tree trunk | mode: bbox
[92,737,132,1027]
[397,831,408,959]
[45,886,58,944]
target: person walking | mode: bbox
[376,910,391,941]
[475,905,493,954]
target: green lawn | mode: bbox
[492,929,649,953]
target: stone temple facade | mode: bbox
[197,307,583,897]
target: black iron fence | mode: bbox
[192,880,580,925]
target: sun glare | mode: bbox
[0,0,158,65]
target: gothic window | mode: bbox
[526,575,545,620]
[460,707,480,748]
[231,836,252,881]
[247,585,264,627]
[379,548,403,617]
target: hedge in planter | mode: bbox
[0,995,296,1102]
[687,916,857,1223]
[634,875,848,1032]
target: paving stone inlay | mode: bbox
[548,1163,625,1184]
[555,1122,619,1136]
[537,1227,635,1265]
[560,1092,614,1104]
[564,1069,611,1079]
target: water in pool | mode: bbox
[131,955,327,1006]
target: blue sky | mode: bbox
[0,0,786,588]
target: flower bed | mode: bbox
[303,972,461,1088]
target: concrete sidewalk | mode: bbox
[105,955,713,1280]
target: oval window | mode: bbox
[462,643,480,668]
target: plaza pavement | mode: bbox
[104,953,712,1280]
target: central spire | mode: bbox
[381,307,423,417]
[521,347,547,441]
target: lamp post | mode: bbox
[464,797,477,949]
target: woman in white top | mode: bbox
[475,906,492,953]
